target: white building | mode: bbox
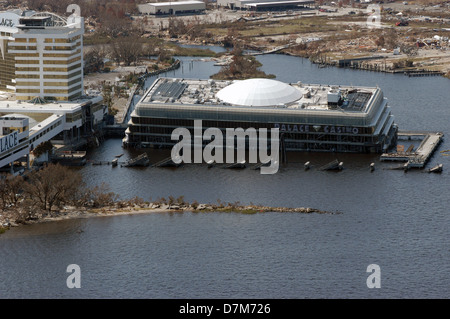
[138,1,206,15]
[0,11,20,92]
[8,12,84,102]
[0,115,30,172]
[0,8,107,171]
[0,95,106,170]
[216,0,315,10]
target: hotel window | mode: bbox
[68,92,82,100]
[68,63,81,71]
[44,82,68,87]
[45,85,82,95]
[15,53,40,57]
[68,84,82,93]
[68,56,81,64]
[68,77,81,86]
[43,53,71,58]
[16,67,40,72]
[43,60,69,64]
[44,89,69,94]
[16,89,40,94]
[16,60,39,64]
[43,70,81,79]
[43,67,67,72]
[16,81,40,86]
[42,78,81,87]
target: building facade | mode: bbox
[7,13,84,102]
[0,11,20,92]
[0,7,107,171]
[138,1,206,15]
[124,78,398,154]
[0,115,30,172]
[216,0,315,11]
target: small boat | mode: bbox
[115,153,124,158]
[403,162,410,172]
[428,164,443,173]
[304,161,311,170]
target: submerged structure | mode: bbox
[124,77,398,153]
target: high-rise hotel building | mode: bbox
[1,11,84,101]
[0,11,19,92]
[0,9,107,171]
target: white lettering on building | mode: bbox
[0,131,19,153]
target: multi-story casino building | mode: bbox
[123,77,398,153]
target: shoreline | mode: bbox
[175,40,450,79]
[0,203,342,233]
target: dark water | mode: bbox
[1,49,449,299]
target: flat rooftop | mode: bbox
[140,77,379,114]
[0,94,103,114]
[147,1,205,6]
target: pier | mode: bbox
[380,131,444,168]
[51,151,87,166]
[152,156,182,168]
[405,70,444,77]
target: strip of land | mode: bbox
[1,202,341,233]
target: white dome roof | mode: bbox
[216,78,302,107]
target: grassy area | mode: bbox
[203,16,343,38]
[83,34,115,46]
[166,43,219,57]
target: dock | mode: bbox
[122,153,150,167]
[152,156,182,168]
[51,151,87,166]
[319,159,343,171]
[380,131,444,168]
[405,70,444,77]
[250,161,274,170]
[222,161,246,169]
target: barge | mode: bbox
[123,77,398,154]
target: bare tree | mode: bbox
[0,174,24,210]
[22,164,84,212]
[111,36,143,66]
[84,46,106,74]
[78,182,119,208]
